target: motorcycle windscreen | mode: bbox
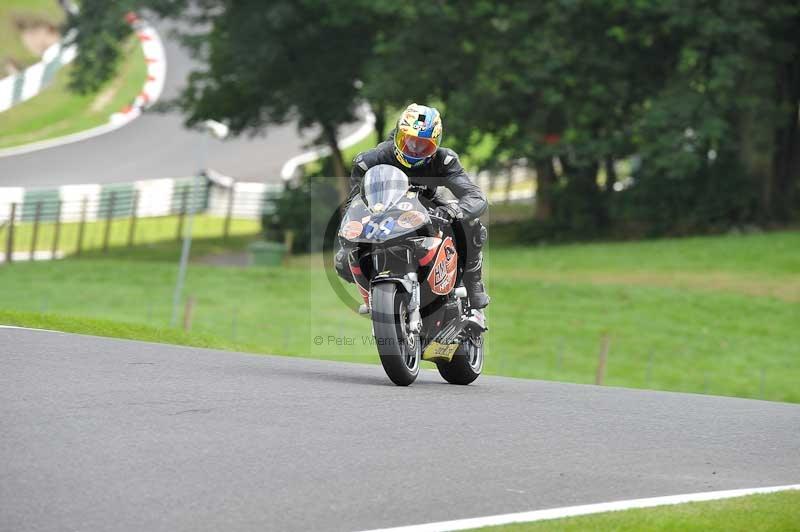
[363,164,409,212]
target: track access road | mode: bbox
[1,327,798,531]
[0,20,363,187]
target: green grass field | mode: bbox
[0,214,261,257]
[1,230,797,402]
[0,0,64,70]
[0,34,146,149]
[473,490,800,531]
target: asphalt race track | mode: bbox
[2,327,798,531]
[0,20,361,187]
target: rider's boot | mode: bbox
[463,263,490,309]
[462,220,490,309]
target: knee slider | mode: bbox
[473,221,487,249]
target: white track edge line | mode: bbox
[0,325,65,334]
[358,484,800,532]
[0,324,220,351]
[280,105,376,180]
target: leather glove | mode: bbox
[431,204,462,223]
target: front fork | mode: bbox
[406,272,422,334]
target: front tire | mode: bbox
[372,283,420,386]
[437,335,484,385]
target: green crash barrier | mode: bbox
[99,183,136,218]
[247,241,286,266]
[21,189,60,222]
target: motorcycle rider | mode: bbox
[336,103,490,309]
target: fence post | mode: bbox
[128,189,139,247]
[102,191,116,253]
[30,201,43,261]
[595,334,611,385]
[223,183,235,240]
[5,202,16,263]
[176,186,189,241]
[51,200,62,259]
[76,196,88,256]
[182,295,195,332]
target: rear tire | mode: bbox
[437,335,483,385]
[372,283,420,386]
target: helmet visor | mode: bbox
[395,130,438,159]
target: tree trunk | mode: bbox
[559,154,573,177]
[322,123,349,203]
[374,101,387,141]
[534,157,556,221]
[738,103,774,222]
[574,160,606,229]
[604,155,617,194]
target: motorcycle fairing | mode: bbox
[426,236,458,295]
[339,194,431,245]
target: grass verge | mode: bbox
[0,214,261,257]
[0,0,64,70]
[0,230,797,403]
[0,309,260,353]
[472,490,800,531]
[0,34,146,149]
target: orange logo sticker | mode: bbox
[341,221,363,240]
[427,237,458,295]
[397,210,426,229]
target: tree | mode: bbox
[410,0,680,232]
[626,0,800,230]
[66,0,185,93]
[420,0,799,235]
[65,0,137,94]
[178,1,380,185]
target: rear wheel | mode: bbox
[372,283,420,386]
[437,335,483,385]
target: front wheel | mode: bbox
[372,283,420,386]
[437,335,484,385]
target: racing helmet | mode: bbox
[393,103,443,168]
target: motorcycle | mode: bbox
[338,164,487,386]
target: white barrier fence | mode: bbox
[0,176,281,225]
[0,30,78,114]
